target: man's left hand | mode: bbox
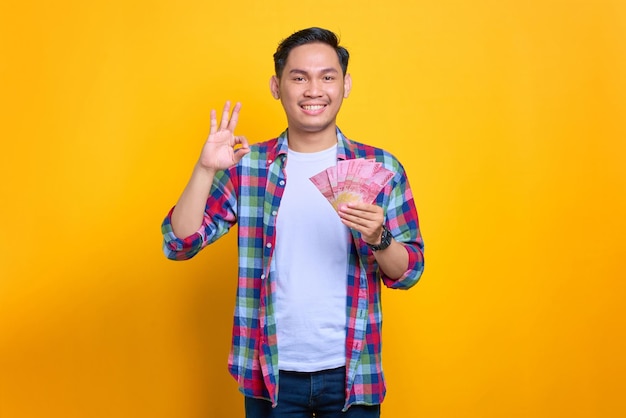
[338,202,384,244]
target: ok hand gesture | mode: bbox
[198,101,250,172]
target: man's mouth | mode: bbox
[301,104,326,111]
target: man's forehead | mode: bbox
[284,43,341,69]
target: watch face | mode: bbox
[383,228,392,243]
[381,227,392,246]
[370,225,392,251]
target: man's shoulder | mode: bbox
[348,138,387,155]
[251,136,280,148]
[344,136,403,168]
[246,137,279,153]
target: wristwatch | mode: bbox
[367,225,393,252]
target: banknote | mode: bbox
[310,170,336,203]
[310,158,394,212]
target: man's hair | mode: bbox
[273,27,350,78]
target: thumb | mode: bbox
[232,147,251,164]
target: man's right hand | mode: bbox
[198,101,250,172]
[171,101,249,238]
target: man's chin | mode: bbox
[290,120,336,134]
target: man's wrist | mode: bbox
[195,162,218,177]
[367,225,392,251]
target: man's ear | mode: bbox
[343,73,352,98]
[269,76,280,100]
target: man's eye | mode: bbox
[294,77,305,82]
[323,76,335,81]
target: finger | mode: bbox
[227,102,242,132]
[347,202,379,214]
[343,216,382,239]
[339,210,372,227]
[209,109,217,135]
[234,135,250,149]
[219,101,232,131]
[340,211,378,230]
[341,204,382,222]
[233,147,251,164]
[339,216,372,236]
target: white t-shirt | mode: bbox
[274,144,350,372]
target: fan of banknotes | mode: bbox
[309,158,395,211]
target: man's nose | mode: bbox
[305,79,323,97]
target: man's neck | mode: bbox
[287,127,338,153]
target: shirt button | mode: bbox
[261,274,266,280]
[279,180,285,186]
[267,159,273,164]
[272,210,277,216]
[266,243,272,248]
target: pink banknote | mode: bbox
[309,158,394,212]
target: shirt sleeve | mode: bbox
[161,167,239,261]
[380,165,425,289]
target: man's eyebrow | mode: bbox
[288,68,340,75]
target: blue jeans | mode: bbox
[244,367,381,418]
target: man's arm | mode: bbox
[338,203,409,279]
[170,101,249,238]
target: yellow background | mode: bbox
[1,0,625,417]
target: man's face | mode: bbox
[270,42,351,139]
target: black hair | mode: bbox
[273,27,349,78]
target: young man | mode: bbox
[162,27,425,418]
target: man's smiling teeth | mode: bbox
[302,105,325,110]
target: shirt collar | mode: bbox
[267,127,355,167]
[336,128,356,161]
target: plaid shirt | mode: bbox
[162,129,424,410]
